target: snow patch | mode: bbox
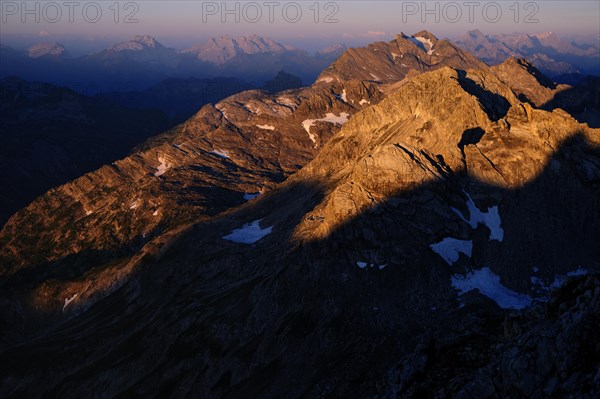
[301,120,318,144]
[320,112,349,125]
[319,77,333,83]
[210,149,230,159]
[452,192,504,241]
[356,261,387,270]
[244,192,262,201]
[301,112,350,145]
[62,293,78,312]
[257,124,275,130]
[154,157,170,177]
[413,36,435,55]
[451,267,532,309]
[369,73,381,81]
[340,89,348,103]
[245,104,262,114]
[216,105,230,120]
[430,238,472,266]
[568,268,589,277]
[223,220,273,244]
[277,97,297,108]
[85,210,93,216]
[129,200,140,210]
[153,210,159,216]
[359,99,370,105]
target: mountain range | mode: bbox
[0,35,346,92]
[455,30,600,81]
[3,30,598,94]
[1,30,599,398]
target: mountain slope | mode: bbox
[0,32,588,307]
[0,77,169,226]
[1,59,599,398]
[0,79,383,275]
[0,31,494,277]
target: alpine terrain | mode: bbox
[1,31,599,398]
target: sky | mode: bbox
[1,1,599,53]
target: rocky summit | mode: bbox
[0,31,599,398]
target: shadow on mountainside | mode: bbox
[456,70,511,121]
[1,130,599,398]
[542,76,600,128]
[0,77,172,228]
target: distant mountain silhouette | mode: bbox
[0,35,344,93]
[456,30,600,80]
[263,71,303,94]
[99,76,257,124]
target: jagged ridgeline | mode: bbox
[0,31,599,398]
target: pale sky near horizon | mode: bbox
[1,1,599,53]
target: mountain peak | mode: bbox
[132,35,160,46]
[27,42,69,58]
[318,31,484,83]
[534,32,557,40]
[410,31,439,55]
[468,29,485,38]
[112,35,163,51]
[412,30,439,43]
[492,56,557,105]
[185,34,287,64]
[317,43,347,56]
[235,34,286,53]
[502,56,531,68]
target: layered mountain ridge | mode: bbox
[0,34,346,92]
[0,77,170,226]
[182,34,289,64]
[456,29,600,79]
[0,30,487,277]
[1,31,599,398]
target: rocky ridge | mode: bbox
[0,32,599,398]
[0,31,483,278]
[318,32,485,83]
